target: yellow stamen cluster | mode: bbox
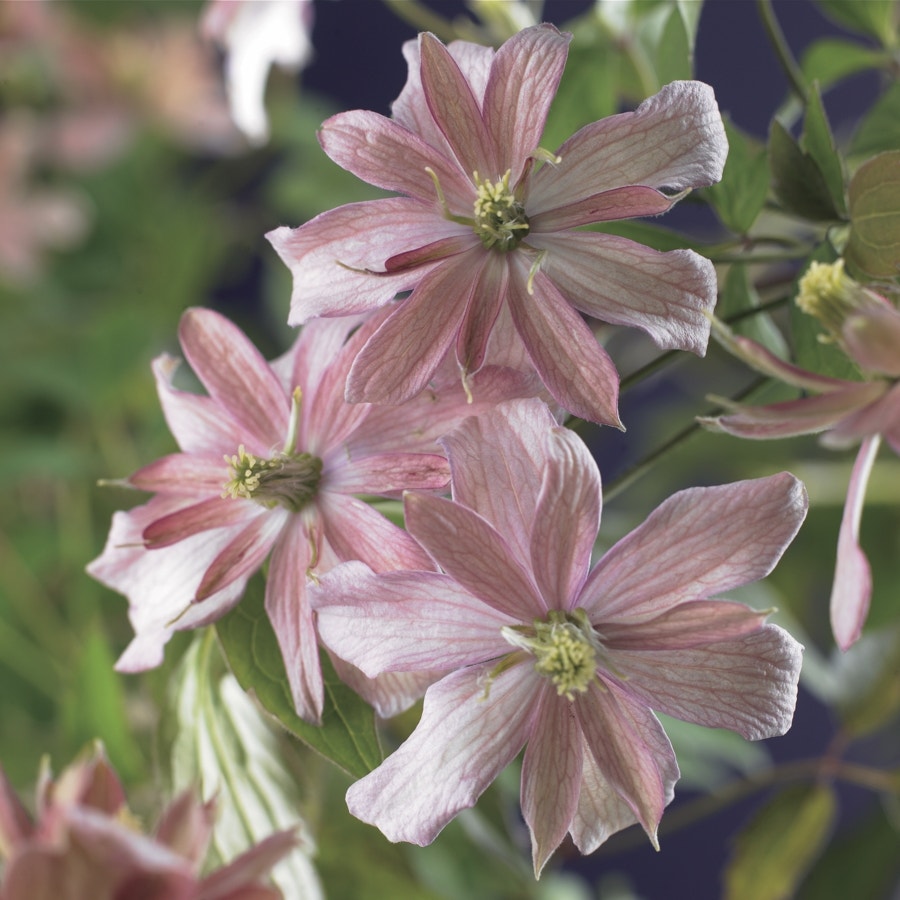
[472,170,529,251]
[797,260,871,338]
[222,445,322,512]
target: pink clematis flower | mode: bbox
[0,743,296,900]
[311,399,806,874]
[267,24,727,426]
[702,261,900,651]
[88,307,523,723]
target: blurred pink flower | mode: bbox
[202,0,314,144]
[0,744,295,900]
[312,399,806,874]
[268,24,727,425]
[88,307,531,723]
[702,261,900,650]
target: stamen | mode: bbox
[472,170,530,251]
[222,444,323,512]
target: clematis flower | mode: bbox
[267,24,727,425]
[311,399,806,875]
[0,743,296,900]
[702,261,900,651]
[88,307,523,723]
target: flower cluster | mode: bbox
[87,22,811,877]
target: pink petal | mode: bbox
[529,185,674,231]
[345,249,479,404]
[507,262,622,426]
[195,509,287,601]
[420,32,496,179]
[830,435,879,650]
[841,304,900,376]
[265,515,323,723]
[529,427,600,609]
[0,765,34,849]
[825,380,900,446]
[482,25,570,184]
[129,454,229,496]
[602,600,770,650]
[455,252,508,377]
[574,680,673,847]
[345,665,538,845]
[316,490,433,572]
[329,656,437,719]
[521,686,583,876]
[608,625,803,740]
[319,109,473,210]
[440,398,558,566]
[528,81,728,216]
[197,829,298,900]
[405,492,546,619]
[267,199,462,325]
[152,355,246,455]
[179,308,289,450]
[582,474,807,622]
[531,233,716,354]
[143,497,253,548]
[312,563,514,676]
[153,792,215,865]
[324,452,449,496]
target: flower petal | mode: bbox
[529,427,600,609]
[482,24,570,184]
[507,263,622,426]
[455,252,508,377]
[129,453,229,496]
[324,452,449,496]
[531,233,716,354]
[179,308,289,451]
[345,249,479,404]
[830,435,879,650]
[582,474,808,622]
[529,81,727,216]
[608,624,803,740]
[329,657,437,720]
[405,492,546,619]
[143,497,253,549]
[345,665,537,845]
[312,562,514,676]
[825,380,900,447]
[521,686,583,876]
[265,515,323,723]
[529,185,674,231]
[267,198,462,324]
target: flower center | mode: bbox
[797,260,876,338]
[472,170,529,251]
[501,609,600,700]
[222,445,322,512]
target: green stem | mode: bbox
[709,249,810,264]
[757,0,808,102]
[383,0,457,41]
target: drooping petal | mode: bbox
[482,24,570,184]
[404,492,546,620]
[581,474,807,622]
[521,686,583,877]
[312,563,514,676]
[267,199,462,324]
[345,249,479,404]
[316,491,433,572]
[830,435,880,650]
[607,625,803,740]
[264,514,323,723]
[507,263,622,426]
[419,32,496,179]
[530,232,716,354]
[179,308,289,451]
[129,453,229,496]
[323,451,449,496]
[318,109,473,209]
[345,664,538,846]
[440,398,558,567]
[574,680,673,847]
[528,81,727,216]
[529,427,601,609]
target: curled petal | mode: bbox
[830,435,879,650]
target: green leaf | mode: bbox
[846,150,900,279]
[718,265,789,358]
[655,4,692,83]
[725,784,837,900]
[802,84,847,216]
[851,82,900,158]
[215,576,382,779]
[769,120,841,222]
[708,119,770,234]
[170,634,323,900]
[816,0,896,46]
[801,38,886,90]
